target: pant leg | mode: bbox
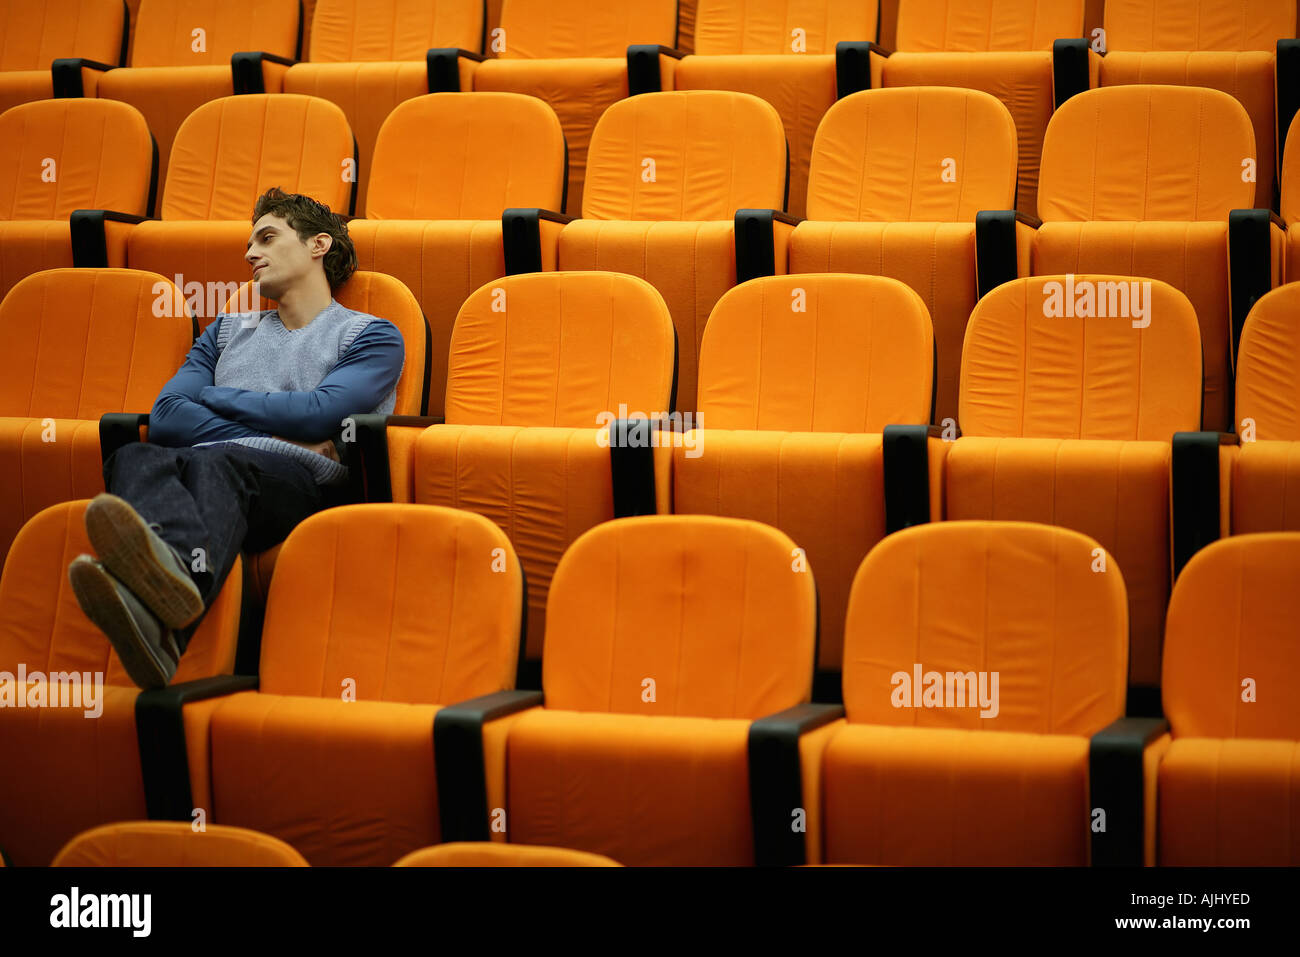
[105,442,325,653]
[102,442,213,565]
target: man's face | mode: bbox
[245,213,332,300]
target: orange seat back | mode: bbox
[130,0,298,67]
[1236,284,1300,440]
[1164,533,1300,740]
[0,0,124,71]
[0,99,153,219]
[259,505,524,704]
[894,0,1084,52]
[163,94,355,220]
[807,87,1018,222]
[1038,85,1255,222]
[0,268,194,419]
[445,272,677,427]
[495,0,677,58]
[367,93,566,220]
[843,521,1128,734]
[693,0,878,54]
[1103,0,1295,51]
[584,91,787,220]
[52,822,308,866]
[308,0,484,61]
[959,275,1202,440]
[697,274,933,431]
[394,842,621,866]
[542,515,817,718]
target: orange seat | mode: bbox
[877,0,1087,219]
[672,273,933,696]
[468,0,679,214]
[494,515,824,865]
[115,94,357,328]
[176,505,526,865]
[393,842,621,866]
[0,99,154,299]
[347,92,566,418]
[0,0,126,112]
[282,0,485,213]
[673,0,881,218]
[1098,0,1295,211]
[1159,532,1300,864]
[1170,158,1300,570]
[0,269,193,568]
[1030,84,1277,432]
[1278,110,1300,283]
[785,86,1019,425]
[556,89,788,412]
[1175,282,1300,564]
[52,821,308,866]
[1229,284,1300,536]
[364,272,677,683]
[94,0,301,214]
[815,521,1144,865]
[0,501,241,865]
[941,275,1203,710]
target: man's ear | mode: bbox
[309,232,333,260]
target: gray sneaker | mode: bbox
[84,493,204,629]
[68,555,180,690]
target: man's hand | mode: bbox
[274,436,340,462]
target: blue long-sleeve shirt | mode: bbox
[149,301,405,483]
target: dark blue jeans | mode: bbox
[102,443,331,653]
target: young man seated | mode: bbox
[68,188,405,689]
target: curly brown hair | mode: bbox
[251,187,357,288]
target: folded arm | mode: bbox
[148,321,272,447]
[197,321,405,442]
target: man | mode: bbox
[68,188,404,689]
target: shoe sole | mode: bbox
[68,558,173,690]
[85,494,204,629]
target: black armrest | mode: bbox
[135,674,259,821]
[230,51,296,94]
[974,209,1037,299]
[883,424,944,534]
[628,44,687,95]
[734,208,803,283]
[1278,40,1300,172]
[427,48,485,92]
[70,209,149,268]
[1088,716,1169,866]
[350,414,444,503]
[51,58,116,98]
[99,413,149,465]
[1228,208,1280,362]
[748,702,844,866]
[1052,38,1095,109]
[835,40,890,98]
[1171,430,1237,578]
[434,689,545,842]
[502,207,575,275]
[609,418,659,518]
[350,413,393,502]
